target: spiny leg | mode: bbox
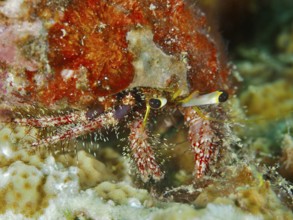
[11,102,106,128]
[129,118,164,182]
[181,107,218,178]
[32,105,131,147]
[12,111,87,128]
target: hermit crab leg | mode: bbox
[126,95,167,182]
[181,107,217,178]
[179,90,228,178]
[11,102,106,128]
[129,118,164,182]
[31,105,131,147]
[13,111,87,128]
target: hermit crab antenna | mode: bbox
[180,90,228,107]
[143,104,151,126]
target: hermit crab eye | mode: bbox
[148,97,167,109]
[218,90,229,103]
[143,97,167,126]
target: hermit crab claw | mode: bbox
[180,90,228,107]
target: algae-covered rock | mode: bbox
[279,134,293,182]
[240,80,293,122]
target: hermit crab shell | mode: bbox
[25,0,230,107]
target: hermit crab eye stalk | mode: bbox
[181,90,229,107]
[148,97,167,109]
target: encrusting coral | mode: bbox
[56,150,118,189]
[0,124,122,218]
[94,181,153,206]
[2,109,292,219]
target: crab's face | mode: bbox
[114,84,230,181]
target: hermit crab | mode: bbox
[0,0,232,182]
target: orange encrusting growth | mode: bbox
[140,0,228,92]
[28,0,230,106]
[43,1,146,105]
